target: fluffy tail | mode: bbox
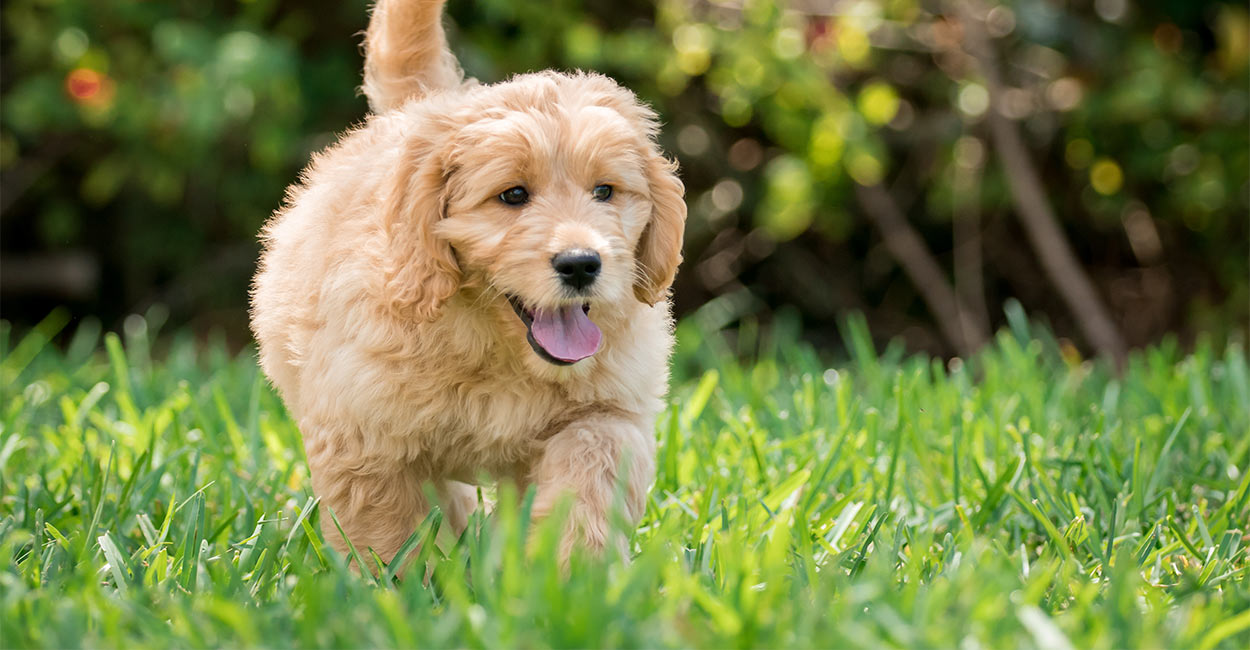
[362,0,462,112]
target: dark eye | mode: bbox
[592,184,613,201]
[499,186,529,205]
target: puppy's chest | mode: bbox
[412,372,585,466]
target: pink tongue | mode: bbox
[530,305,602,362]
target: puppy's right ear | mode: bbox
[382,142,460,322]
[633,152,687,306]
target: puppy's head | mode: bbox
[382,72,686,366]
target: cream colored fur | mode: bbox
[250,0,686,566]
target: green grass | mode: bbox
[2,307,1248,648]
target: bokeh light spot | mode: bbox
[1167,144,1200,176]
[728,138,763,171]
[858,81,899,126]
[986,6,1016,37]
[1197,178,1226,211]
[809,113,845,172]
[1046,78,1083,111]
[759,155,814,240]
[677,49,711,76]
[732,55,765,89]
[673,24,712,75]
[1121,202,1163,264]
[711,179,744,212]
[847,149,884,186]
[64,68,114,109]
[1094,0,1127,23]
[773,27,804,60]
[957,83,989,117]
[1090,158,1124,195]
[677,124,710,157]
[835,22,870,66]
[55,28,89,63]
[219,31,262,68]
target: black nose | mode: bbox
[552,249,601,291]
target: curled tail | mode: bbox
[362,0,462,112]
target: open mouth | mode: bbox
[507,295,602,366]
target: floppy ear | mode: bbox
[382,142,461,322]
[633,153,687,305]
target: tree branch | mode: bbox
[956,0,1128,368]
[952,135,992,337]
[855,182,989,357]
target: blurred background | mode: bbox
[2,0,1247,362]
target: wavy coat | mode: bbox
[250,0,686,564]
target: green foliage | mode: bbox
[2,0,372,318]
[642,0,1250,345]
[2,311,1248,647]
[3,0,1246,350]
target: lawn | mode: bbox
[2,306,1248,648]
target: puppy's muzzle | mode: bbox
[552,249,601,292]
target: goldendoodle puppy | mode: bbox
[250,0,686,564]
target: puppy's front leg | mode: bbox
[528,414,656,560]
[305,436,476,571]
[306,444,426,568]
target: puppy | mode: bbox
[250,0,686,564]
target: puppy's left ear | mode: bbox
[382,141,461,322]
[633,152,687,305]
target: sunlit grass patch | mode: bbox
[2,310,1247,648]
